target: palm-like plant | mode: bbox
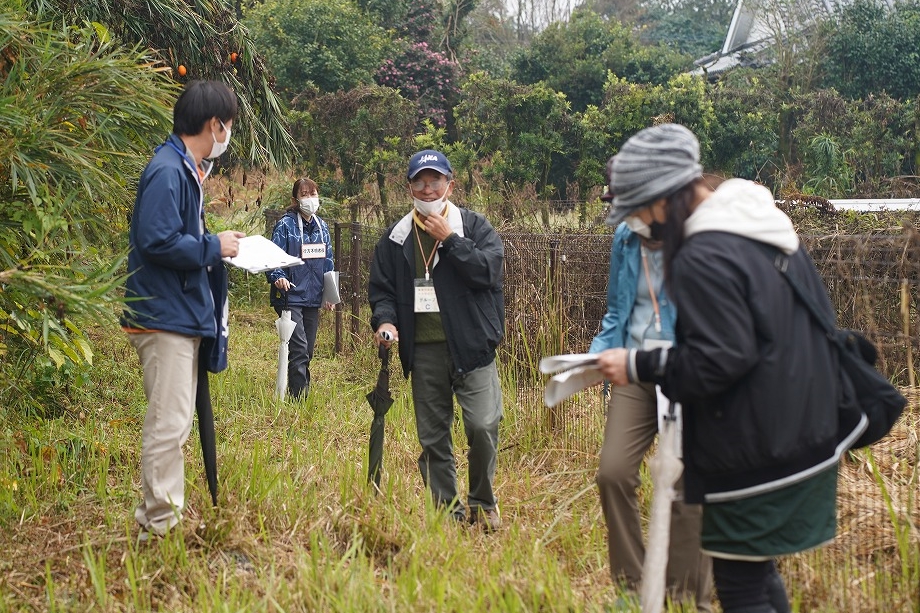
[0,1,296,412]
[0,6,175,412]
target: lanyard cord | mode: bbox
[297,214,312,243]
[298,214,328,246]
[163,140,205,186]
[413,223,440,281]
[641,244,662,333]
[162,140,205,233]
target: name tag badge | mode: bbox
[414,279,440,313]
[301,243,325,259]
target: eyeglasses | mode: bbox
[409,177,449,192]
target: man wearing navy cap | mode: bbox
[368,149,505,531]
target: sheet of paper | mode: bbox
[544,363,605,407]
[322,270,341,305]
[223,235,304,274]
[539,353,599,375]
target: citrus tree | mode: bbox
[36,0,296,167]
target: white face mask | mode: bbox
[299,196,320,216]
[413,196,446,218]
[625,216,651,238]
[207,119,231,159]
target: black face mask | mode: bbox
[649,220,666,241]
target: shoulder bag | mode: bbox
[771,251,906,449]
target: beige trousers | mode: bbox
[129,331,200,536]
[596,381,713,611]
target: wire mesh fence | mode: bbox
[267,210,918,610]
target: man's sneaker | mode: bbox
[469,506,501,532]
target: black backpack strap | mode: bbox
[767,249,836,338]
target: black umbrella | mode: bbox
[366,343,394,487]
[195,355,218,506]
[195,254,227,508]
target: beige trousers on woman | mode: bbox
[596,381,713,611]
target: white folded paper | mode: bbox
[322,270,341,305]
[223,235,304,273]
[540,353,603,407]
[539,353,599,375]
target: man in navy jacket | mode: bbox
[121,80,244,539]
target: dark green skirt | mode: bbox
[700,467,838,560]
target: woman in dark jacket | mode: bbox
[596,124,864,613]
[266,177,334,400]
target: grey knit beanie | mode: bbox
[605,123,702,226]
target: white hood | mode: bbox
[684,179,799,254]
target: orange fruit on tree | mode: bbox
[230,52,238,63]
[177,64,187,77]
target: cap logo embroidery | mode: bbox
[419,154,439,163]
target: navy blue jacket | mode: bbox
[265,211,334,308]
[121,134,223,337]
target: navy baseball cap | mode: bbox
[407,149,452,179]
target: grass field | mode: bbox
[0,302,617,612]
[0,183,920,613]
[0,287,917,612]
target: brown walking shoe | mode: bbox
[469,506,501,532]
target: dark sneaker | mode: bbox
[469,506,501,532]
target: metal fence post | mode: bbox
[334,222,343,355]
[548,239,560,432]
[350,221,362,348]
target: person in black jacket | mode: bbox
[368,149,505,531]
[595,124,863,613]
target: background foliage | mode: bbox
[820,0,920,100]
[4,0,920,413]
[245,0,390,96]
[511,8,691,112]
[0,4,173,414]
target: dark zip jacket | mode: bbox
[266,211,334,308]
[628,179,866,503]
[121,134,223,337]
[637,232,850,503]
[368,203,505,379]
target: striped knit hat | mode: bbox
[605,123,702,226]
